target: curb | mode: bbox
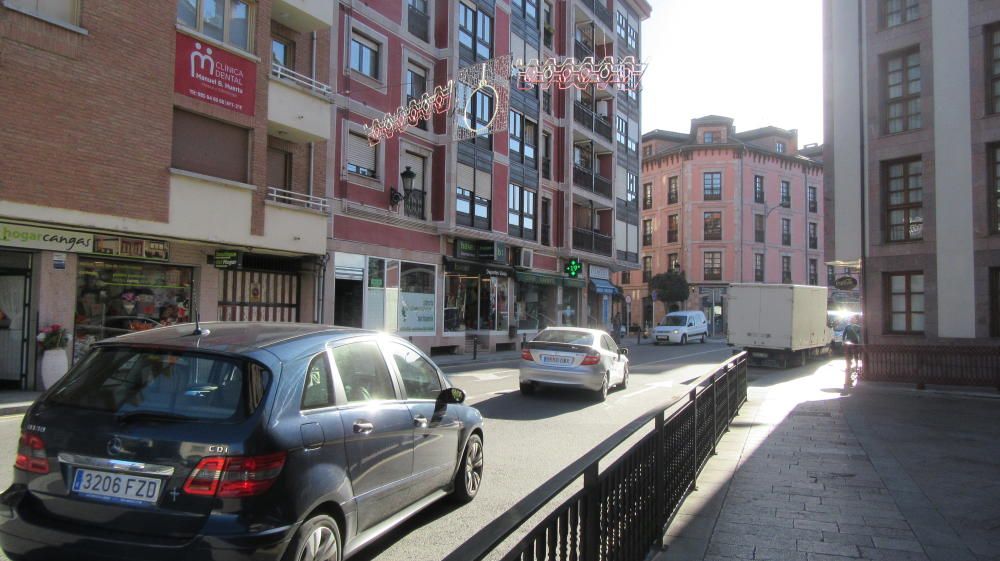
[437,356,522,370]
[0,403,33,417]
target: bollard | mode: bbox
[473,335,478,360]
[637,326,641,346]
[521,333,527,350]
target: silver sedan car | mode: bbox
[519,327,629,401]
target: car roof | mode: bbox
[541,327,604,335]
[93,321,371,356]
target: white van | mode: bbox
[652,311,708,345]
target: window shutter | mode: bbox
[403,152,425,190]
[353,33,378,53]
[476,168,492,197]
[348,133,376,175]
[457,163,475,191]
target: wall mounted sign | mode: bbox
[213,250,242,270]
[0,222,93,253]
[564,258,582,278]
[52,253,66,270]
[454,239,479,260]
[477,240,507,263]
[93,235,169,261]
[589,265,610,280]
[834,276,858,291]
[174,32,257,116]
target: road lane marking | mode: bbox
[630,347,733,368]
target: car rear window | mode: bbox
[46,347,269,422]
[533,330,595,345]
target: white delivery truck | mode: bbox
[726,284,833,368]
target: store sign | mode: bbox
[0,222,93,253]
[478,241,507,263]
[454,239,479,260]
[93,235,169,261]
[589,265,610,280]
[213,250,242,269]
[399,292,436,332]
[834,276,858,290]
[174,32,256,116]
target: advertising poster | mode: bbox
[399,292,436,332]
[174,32,256,115]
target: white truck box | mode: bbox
[726,284,832,367]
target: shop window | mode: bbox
[176,0,253,52]
[9,0,80,27]
[444,273,509,331]
[399,262,435,332]
[171,109,249,183]
[74,259,193,361]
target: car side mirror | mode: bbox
[437,387,466,404]
[619,348,629,356]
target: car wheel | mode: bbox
[453,434,484,504]
[519,382,536,396]
[653,341,659,346]
[284,514,341,561]
[620,365,629,389]
[700,334,706,344]
[595,373,609,402]
[680,334,687,346]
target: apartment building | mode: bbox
[328,0,650,352]
[0,1,333,388]
[619,116,824,332]
[825,0,1000,343]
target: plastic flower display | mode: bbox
[37,324,69,350]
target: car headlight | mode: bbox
[672,330,679,334]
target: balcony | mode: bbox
[272,0,333,32]
[408,5,429,41]
[266,186,329,214]
[573,165,593,189]
[593,173,612,199]
[268,63,332,142]
[574,101,594,128]
[594,115,612,142]
[592,1,613,29]
[404,190,426,220]
[573,228,613,256]
[574,39,594,60]
[542,158,551,180]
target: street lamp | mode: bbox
[389,166,418,206]
[761,202,787,284]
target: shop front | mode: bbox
[561,278,584,327]
[333,252,437,336]
[587,265,617,330]
[513,271,560,332]
[0,250,32,389]
[443,257,512,334]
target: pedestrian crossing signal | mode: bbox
[564,258,582,277]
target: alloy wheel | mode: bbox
[297,525,338,561]
[464,437,484,496]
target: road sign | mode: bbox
[625,295,632,304]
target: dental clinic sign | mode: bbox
[0,222,94,253]
[174,32,256,116]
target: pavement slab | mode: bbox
[653,359,1000,561]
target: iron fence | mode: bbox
[845,344,1000,389]
[443,352,749,561]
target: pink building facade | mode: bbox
[617,116,825,333]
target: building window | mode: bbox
[809,222,818,249]
[990,144,1000,232]
[808,259,818,286]
[754,214,765,243]
[887,272,925,333]
[885,158,923,241]
[542,1,553,48]
[509,111,523,159]
[616,116,628,145]
[408,0,430,41]
[458,3,475,50]
[990,28,1000,114]
[347,132,377,178]
[508,184,536,240]
[668,176,678,205]
[754,254,764,282]
[781,218,791,246]
[704,212,722,241]
[626,23,637,50]
[476,10,493,59]
[667,214,679,243]
[407,63,429,130]
[267,146,292,189]
[882,0,918,28]
[828,265,836,285]
[642,219,653,246]
[542,132,552,179]
[271,37,294,68]
[541,198,551,246]
[775,141,786,154]
[642,182,653,210]
[457,164,491,230]
[617,10,627,39]
[642,256,652,282]
[754,175,765,203]
[643,145,652,157]
[703,172,722,201]
[781,256,792,284]
[808,186,818,213]
[703,252,722,281]
[627,173,639,206]
[622,271,631,285]
[402,151,427,219]
[668,253,679,271]
[703,131,715,144]
[470,90,494,149]
[172,109,249,183]
[177,0,253,51]
[350,34,380,79]
[780,180,791,207]
[884,49,921,134]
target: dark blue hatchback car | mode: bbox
[0,323,485,561]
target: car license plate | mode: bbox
[540,355,573,365]
[71,468,162,505]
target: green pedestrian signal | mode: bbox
[564,258,582,278]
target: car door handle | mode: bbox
[353,421,374,434]
[413,415,428,428]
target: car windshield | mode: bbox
[46,347,270,422]
[662,316,688,326]
[534,330,596,346]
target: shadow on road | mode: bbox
[347,498,464,561]
[472,388,604,420]
[746,359,831,387]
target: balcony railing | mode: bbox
[593,173,612,199]
[593,0,613,28]
[542,158,551,180]
[574,101,594,128]
[404,189,426,220]
[574,39,594,59]
[407,5,429,41]
[271,62,332,97]
[594,115,612,141]
[573,165,593,189]
[266,186,330,214]
[572,228,613,256]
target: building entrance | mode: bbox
[0,251,32,390]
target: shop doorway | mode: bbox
[219,269,299,322]
[0,251,31,390]
[334,279,363,327]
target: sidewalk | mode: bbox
[656,359,1000,561]
[0,391,40,417]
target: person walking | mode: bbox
[611,312,622,344]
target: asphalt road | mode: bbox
[0,340,737,561]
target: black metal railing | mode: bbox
[574,101,594,128]
[407,5,429,41]
[573,165,593,189]
[594,115,612,141]
[543,90,552,114]
[572,228,613,256]
[594,1,613,29]
[443,353,749,561]
[542,158,551,180]
[404,190,426,220]
[845,344,1000,390]
[594,173,612,199]
[575,39,594,59]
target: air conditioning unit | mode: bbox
[517,248,534,269]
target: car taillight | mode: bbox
[581,354,601,366]
[521,349,533,361]
[184,452,286,498]
[14,431,49,474]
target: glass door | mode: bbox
[0,251,32,390]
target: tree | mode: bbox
[649,269,689,311]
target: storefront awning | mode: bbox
[590,278,619,295]
[515,271,562,286]
[443,256,513,277]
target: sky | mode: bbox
[640,0,824,146]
